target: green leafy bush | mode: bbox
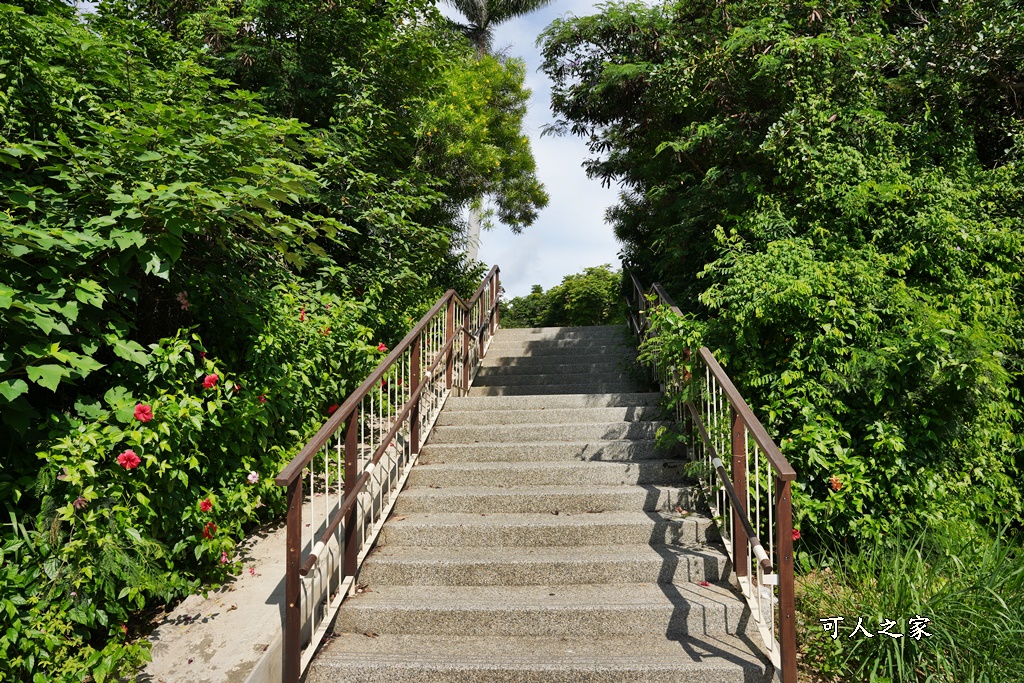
[543,0,1024,544]
[502,264,624,327]
[0,0,545,679]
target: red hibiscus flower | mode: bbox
[200,497,213,513]
[73,496,87,510]
[328,403,339,415]
[234,384,242,392]
[258,394,267,404]
[299,306,306,322]
[133,404,153,422]
[377,342,388,353]
[202,374,219,389]
[198,351,206,358]
[203,522,217,539]
[829,476,842,492]
[116,450,141,469]
[792,529,802,541]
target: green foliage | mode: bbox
[501,265,624,328]
[443,0,556,54]
[543,1,1024,544]
[798,523,1024,682]
[0,0,544,678]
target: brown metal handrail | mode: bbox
[627,271,797,683]
[275,265,500,682]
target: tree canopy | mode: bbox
[0,0,546,678]
[541,0,1024,543]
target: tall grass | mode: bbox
[797,523,1024,682]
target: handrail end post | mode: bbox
[777,479,797,683]
[731,407,749,579]
[283,477,302,683]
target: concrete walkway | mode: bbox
[138,514,294,683]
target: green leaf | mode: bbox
[0,380,28,402]
[110,229,147,251]
[26,364,68,391]
[112,339,150,366]
[103,385,133,408]
[42,557,59,580]
[142,252,169,280]
[157,235,183,262]
[135,151,162,162]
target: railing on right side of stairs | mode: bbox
[274,266,501,683]
[626,272,798,683]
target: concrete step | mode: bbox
[485,341,636,356]
[435,405,664,426]
[394,484,698,514]
[408,459,688,487]
[476,360,635,378]
[379,510,720,547]
[468,383,648,396]
[332,582,750,638]
[494,325,631,341]
[443,393,662,411]
[419,440,672,464]
[482,350,638,366]
[429,421,666,444]
[308,633,773,683]
[473,371,636,387]
[359,543,728,586]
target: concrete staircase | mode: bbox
[307,326,773,682]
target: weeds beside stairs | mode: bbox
[305,325,774,682]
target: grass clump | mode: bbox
[797,522,1024,683]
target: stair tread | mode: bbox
[311,634,769,671]
[365,542,724,564]
[412,458,686,471]
[340,581,741,609]
[400,483,692,496]
[382,509,712,526]
[444,393,663,409]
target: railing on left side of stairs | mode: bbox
[274,266,501,682]
[626,271,798,683]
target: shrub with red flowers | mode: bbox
[202,373,219,389]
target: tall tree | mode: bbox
[442,0,555,259]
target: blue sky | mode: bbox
[438,1,632,298]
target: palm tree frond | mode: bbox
[487,0,556,25]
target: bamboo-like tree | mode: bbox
[442,0,555,259]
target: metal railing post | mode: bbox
[283,478,302,683]
[493,270,500,331]
[462,323,471,393]
[731,407,749,579]
[344,407,359,579]
[777,479,797,682]
[489,274,497,336]
[477,299,486,359]
[445,298,454,390]
[410,334,421,454]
